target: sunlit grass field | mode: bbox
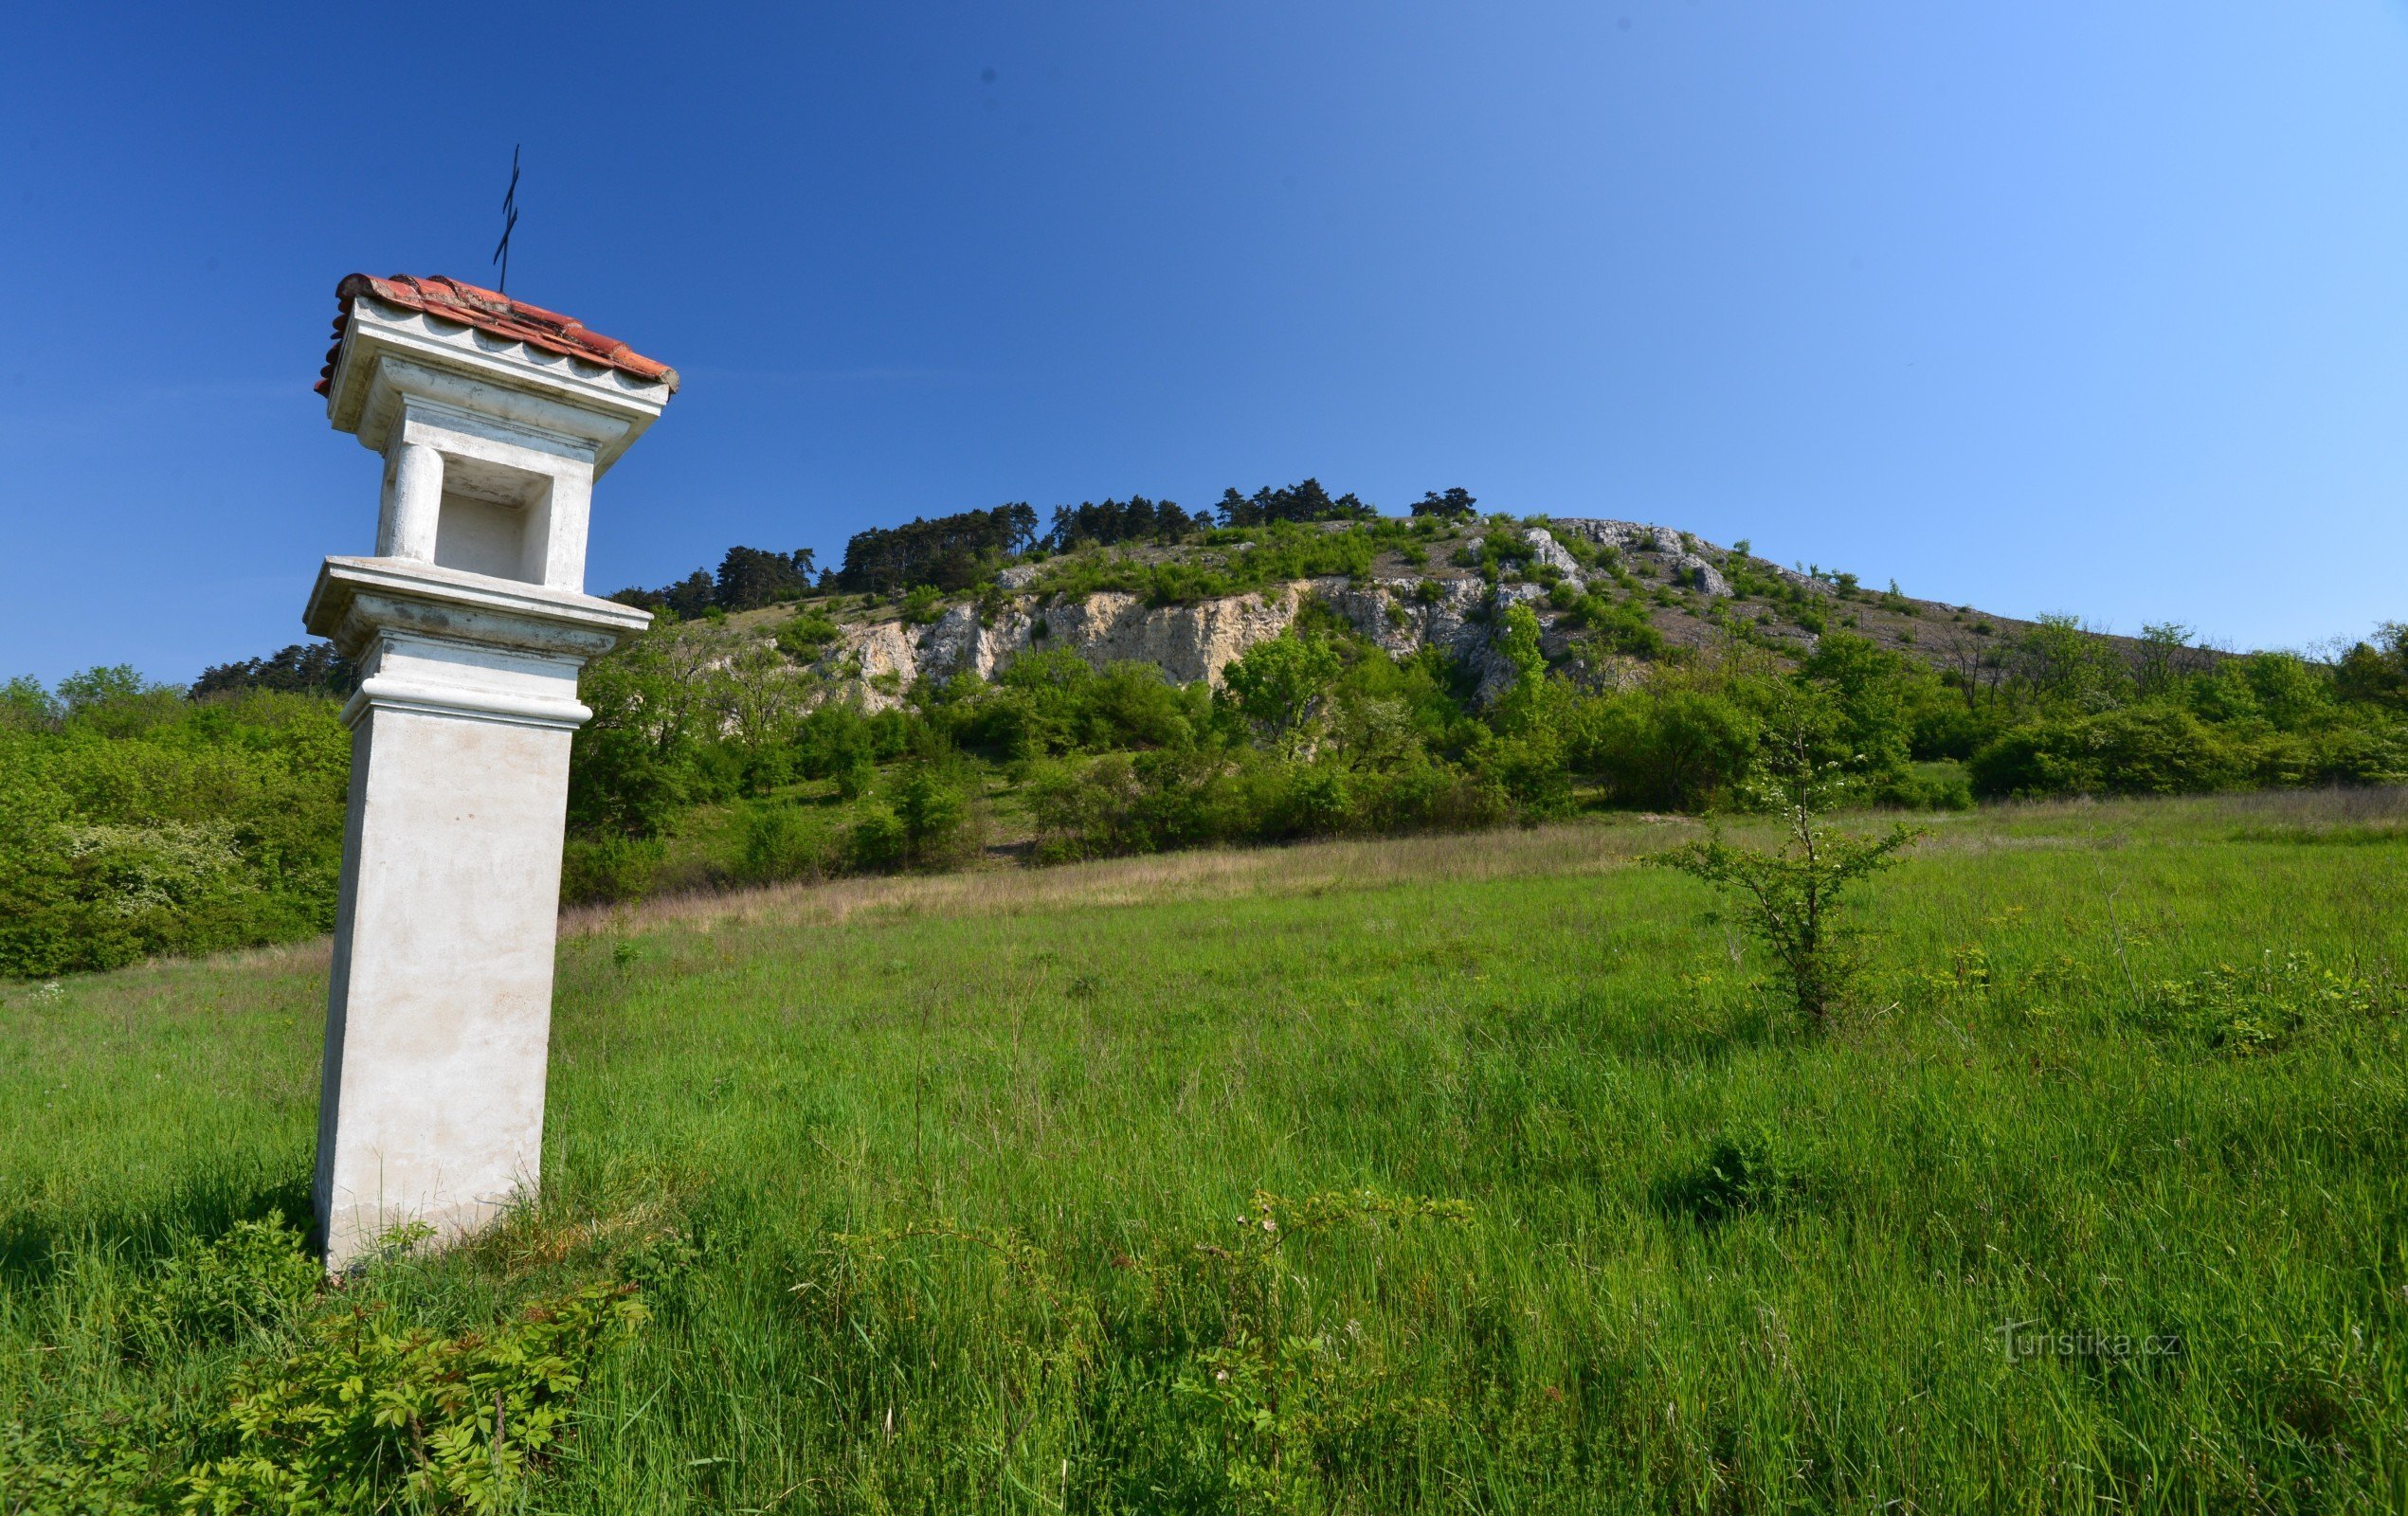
[6,791,2407,1511]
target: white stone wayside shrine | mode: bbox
[302,275,677,1267]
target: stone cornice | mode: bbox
[338,673,593,732]
[305,555,651,661]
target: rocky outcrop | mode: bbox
[814,572,1551,710]
[1550,518,1733,598]
[801,514,1790,711]
[1524,527,1583,578]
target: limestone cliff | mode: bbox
[800,515,1764,709]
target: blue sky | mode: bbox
[4,2,2405,684]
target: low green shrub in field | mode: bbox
[845,802,908,872]
[178,1281,647,1512]
[1654,702,1924,1024]
[2,1218,653,1515]
[1571,682,1761,810]
[733,801,828,887]
[1654,1123,1807,1226]
[560,835,666,906]
[890,762,975,868]
[1970,705,2247,797]
[1874,758,1974,811]
[2131,951,2397,1055]
[131,1217,324,1356]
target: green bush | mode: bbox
[0,686,349,978]
[937,652,1204,760]
[1969,704,2245,799]
[560,836,665,906]
[1024,753,1151,863]
[132,1216,324,1356]
[1573,685,1761,811]
[772,610,843,662]
[892,762,976,868]
[1655,1124,1803,1226]
[733,802,827,886]
[1874,760,1974,812]
[847,803,909,872]
[179,1281,647,1511]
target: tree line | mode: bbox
[599,481,1485,608]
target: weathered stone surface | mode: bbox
[798,514,1818,713]
[1524,527,1582,578]
[1550,517,1733,598]
[811,571,1572,710]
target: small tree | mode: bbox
[1651,702,1923,1026]
[892,761,971,868]
[1410,486,1478,520]
[1220,633,1344,755]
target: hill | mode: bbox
[724,511,2165,709]
[7,494,2404,977]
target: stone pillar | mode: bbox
[306,274,676,1267]
[379,440,444,562]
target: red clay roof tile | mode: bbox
[315,274,679,397]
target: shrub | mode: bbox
[773,610,843,662]
[1024,753,1153,863]
[1574,686,1760,811]
[1874,760,1974,812]
[733,802,826,886]
[133,1217,323,1356]
[178,1282,648,1512]
[2127,951,2397,1056]
[0,688,349,978]
[1652,704,1923,1025]
[1969,705,2243,799]
[847,803,908,872]
[1655,1124,1802,1226]
[892,762,975,868]
[560,836,665,906]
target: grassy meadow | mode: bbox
[5,790,2407,1511]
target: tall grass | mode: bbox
[4,792,2405,1510]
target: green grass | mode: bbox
[5,792,2407,1511]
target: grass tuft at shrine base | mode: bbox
[6,789,2407,1512]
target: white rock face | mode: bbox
[807,569,1574,710]
[804,512,1794,713]
[1524,527,1582,578]
[1041,588,1303,685]
[1549,518,1732,598]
